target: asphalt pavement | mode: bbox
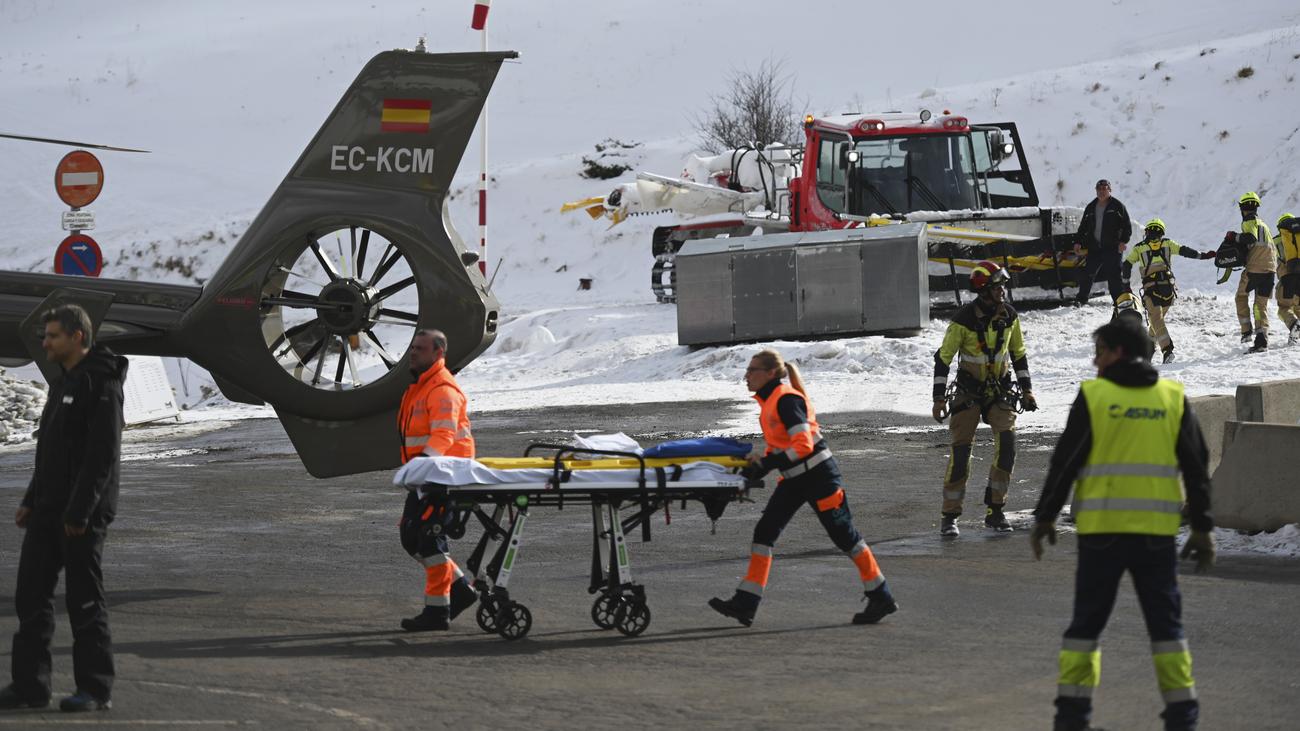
[0,401,1296,729]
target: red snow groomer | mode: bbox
[565,110,1085,306]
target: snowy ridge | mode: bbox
[0,5,1298,425]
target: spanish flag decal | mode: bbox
[381,99,432,133]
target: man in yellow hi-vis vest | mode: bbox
[1030,319,1214,731]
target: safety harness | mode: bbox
[947,309,1024,414]
[1140,242,1177,306]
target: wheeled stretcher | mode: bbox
[393,443,761,640]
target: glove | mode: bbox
[1179,530,1216,573]
[739,461,768,482]
[1200,250,1217,260]
[1021,391,1038,412]
[1030,521,1057,560]
[932,400,948,422]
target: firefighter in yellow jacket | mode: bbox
[396,329,478,632]
[932,260,1037,537]
[1274,212,1300,345]
[1232,192,1276,352]
[1030,319,1214,731]
[1121,219,1217,364]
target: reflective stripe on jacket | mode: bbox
[756,383,821,463]
[398,359,474,463]
[1074,378,1185,536]
[1275,225,1300,274]
[1242,217,1277,273]
[1124,238,1182,278]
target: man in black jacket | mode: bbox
[0,305,126,713]
[1073,179,1134,306]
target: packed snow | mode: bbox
[1,3,1298,550]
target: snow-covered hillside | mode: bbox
[1,1,1298,426]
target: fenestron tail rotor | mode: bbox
[260,225,420,391]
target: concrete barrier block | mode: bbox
[1210,421,1300,532]
[1190,394,1236,474]
[1235,378,1300,424]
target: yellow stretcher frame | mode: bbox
[931,254,1083,272]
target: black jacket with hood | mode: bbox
[1033,358,1213,533]
[22,343,128,529]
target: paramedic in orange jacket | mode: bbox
[397,329,479,632]
[709,349,899,627]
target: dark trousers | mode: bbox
[399,489,453,560]
[1056,534,1197,731]
[752,463,861,553]
[10,515,114,703]
[1075,247,1126,304]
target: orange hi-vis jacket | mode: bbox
[755,382,832,479]
[398,359,474,463]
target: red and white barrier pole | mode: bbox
[472,0,491,277]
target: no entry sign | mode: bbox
[54,233,103,277]
[54,150,104,208]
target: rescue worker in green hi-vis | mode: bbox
[1273,212,1300,344]
[1232,191,1276,352]
[931,260,1037,538]
[1030,318,1215,731]
[1120,218,1217,364]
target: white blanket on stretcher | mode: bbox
[393,456,741,488]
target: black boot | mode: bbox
[1162,346,1175,364]
[400,605,450,632]
[708,590,760,627]
[852,584,899,625]
[1249,331,1268,352]
[1240,329,1253,344]
[0,684,49,709]
[940,513,960,537]
[449,577,478,620]
[985,505,1013,532]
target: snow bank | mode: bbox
[0,369,46,443]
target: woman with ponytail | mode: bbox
[709,349,899,627]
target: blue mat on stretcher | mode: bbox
[643,437,752,459]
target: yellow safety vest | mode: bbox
[1074,378,1185,535]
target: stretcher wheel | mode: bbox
[497,602,532,641]
[475,599,500,634]
[591,594,619,630]
[613,599,651,637]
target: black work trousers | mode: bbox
[10,514,114,703]
[1076,247,1126,304]
[752,462,862,553]
[1055,534,1197,731]
[399,489,454,560]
